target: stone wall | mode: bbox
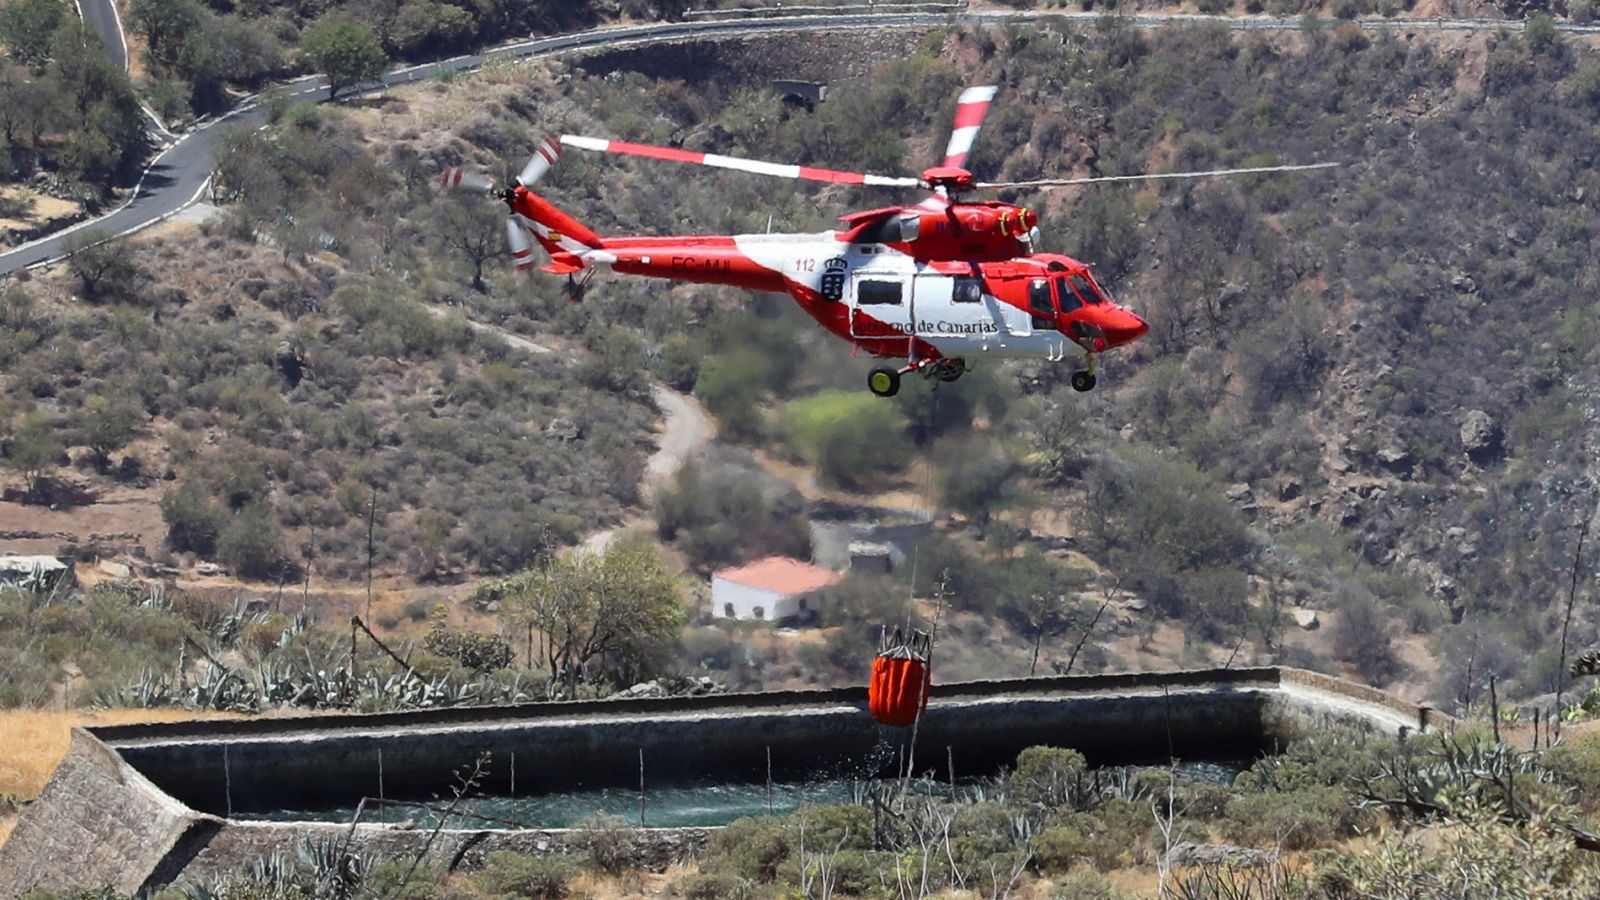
[0,730,218,897]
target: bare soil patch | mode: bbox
[0,483,166,556]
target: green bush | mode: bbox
[1221,785,1364,850]
[423,621,514,672]
[475,851,578,899]
[779,391,908,489]
[160,481,225,557]
[1008,746,1089,808]
[216,503,291,579]
[706,816,790,882]
[679,872,758,900]
[577,813,634,875]
[1541,737,1600,812]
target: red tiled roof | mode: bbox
[714,557,841,595]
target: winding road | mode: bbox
[3,8,1595,277]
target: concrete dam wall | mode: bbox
[0,667,1443,894]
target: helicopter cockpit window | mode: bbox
[1068,273,1103,304]
[1029,278,1056,328]
[1054,277,1083,313]
[953,277,982,303]
[858,280,903,305]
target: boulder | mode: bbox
[1170,842,1275,868]
[545,417,582,442]
[1459,409,1502,464]
[1376,442,1411,472]
[1292,608,1320,630]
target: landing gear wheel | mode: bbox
[868,366,902,397]
[1070,371,1097,393]
[936,358,967,383]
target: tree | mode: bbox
[160,480,225,556]
[0,63,55,145]
[940,442,1022,528]
[0,0,64,70]
[489,539,685,696]
[299,19,386,100]
[217,503,290,579]
[429,197,504,293]
[50,22,146,180]
[997,550,1090,675]
[2,415,62,502]
[76,394,143,471]
[129,0,203,72]
[64,229,139,302]
[1080,446,1253,621]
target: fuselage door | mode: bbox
[913,273,995,343]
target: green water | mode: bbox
[242,760,1246,829]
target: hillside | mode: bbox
[9,11,1600,897]
[4,15,1600,706]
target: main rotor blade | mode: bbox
[518,136,563,188]
[441,166,494,192]
[559,134,922,187]
[976,161,1340,190]
[942,85,998,171]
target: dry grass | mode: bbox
[0,708,244,852]
[0,708,242,803]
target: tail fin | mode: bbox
[511,189,608,274]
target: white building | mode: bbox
[711,557,841,623]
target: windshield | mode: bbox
[1067,273,1103,304]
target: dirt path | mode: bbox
[583,385,715,555]
[422,304,715,554]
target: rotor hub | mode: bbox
[920,166,975,193]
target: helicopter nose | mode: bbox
[1102,308,1149,346]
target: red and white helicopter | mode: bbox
[442,86,1333,396]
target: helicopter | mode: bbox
[441,86,1334,397]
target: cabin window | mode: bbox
[953,276,983,303]
[858,280,903,305]
[1069,273,1103,304]
[1054,276,1084,312]
[1029,278,1056,328]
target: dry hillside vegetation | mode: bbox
[2,18,1600,720]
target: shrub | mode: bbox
[1049,867,1132,900]
[707,816,790,882]
[216,504,291,579]
[423,618,514,672]
[475,851,578,899]
[779,391,908,489]
[679,872,758,900]
[1008,745,1089,808]
[1221,785,1364,850]
[160,481,225,556]
[577,813,634,875]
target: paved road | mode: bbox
[75,0,128,71]
[5,9,1595,277]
